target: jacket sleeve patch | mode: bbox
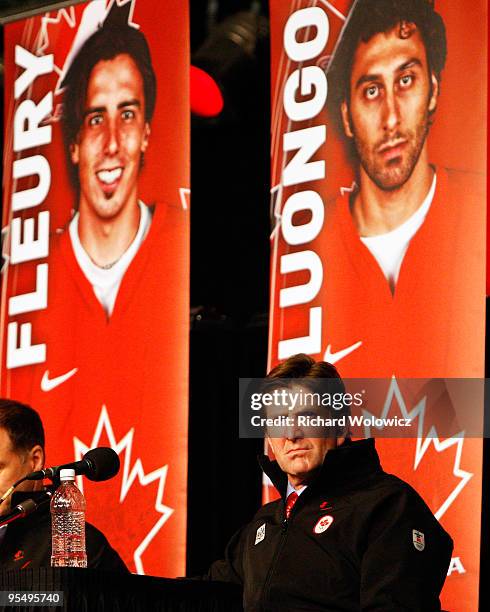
[412,529,425,551]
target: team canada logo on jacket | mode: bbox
[255,523,266,545]
[313,515,334,534]
[412,529,425,551]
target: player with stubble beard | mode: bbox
[312,0,485,381]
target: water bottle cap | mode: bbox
[59,468,76,481]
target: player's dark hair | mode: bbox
[0,399,45,453]
[262,354,350,436]
[62,23,156,190]
[327,0,447,133]
[266,353,344,385]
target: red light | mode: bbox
[190,66,224,118]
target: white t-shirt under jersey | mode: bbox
[69,202,151,316]
[360,174,436,292]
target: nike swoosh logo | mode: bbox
[324,341,363,364]
[41,368,78,392]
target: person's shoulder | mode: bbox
[85,521,129,572]
[350,470,430,514]
[362,470,426,502]
[148,201,188,225]
[141,202,188,248]
[45,223,70,257]
[248,498,281,522]
[364,473,448,531]
[439,166,485,198]
[371,471,426,499]
[41,223,83,293]
[255,497,282,517]
[326,187,352,216]
[435,167,485,244]
[85,520,109,544]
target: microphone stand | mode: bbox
[0,491,52,528]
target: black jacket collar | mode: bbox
[258,438,382,499]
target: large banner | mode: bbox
[0,0,190,576]
[268,0,486,609]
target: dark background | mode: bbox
[186,0,271,576]
[0,1,488,609]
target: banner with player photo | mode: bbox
[267,0,486,609]
[1,0,190,576]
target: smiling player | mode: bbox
[0,0,191,578]
[61,20,156,316]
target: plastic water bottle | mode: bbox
[50,468,87,568]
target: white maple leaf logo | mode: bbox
[361,377,472,520]
[73,404,173,574]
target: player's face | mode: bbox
[71,53,150,221]
[266,386,341,488]
[341,26,438,191]
[0,428,43,515]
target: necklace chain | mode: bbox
[90,255,122,270]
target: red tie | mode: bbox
[285,492,298,519]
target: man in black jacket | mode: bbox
[206,354,453,611]
[0,399,127,572]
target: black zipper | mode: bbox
[259,505,294,610]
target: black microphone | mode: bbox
[25,447,120,482]
[0,491,52,528]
